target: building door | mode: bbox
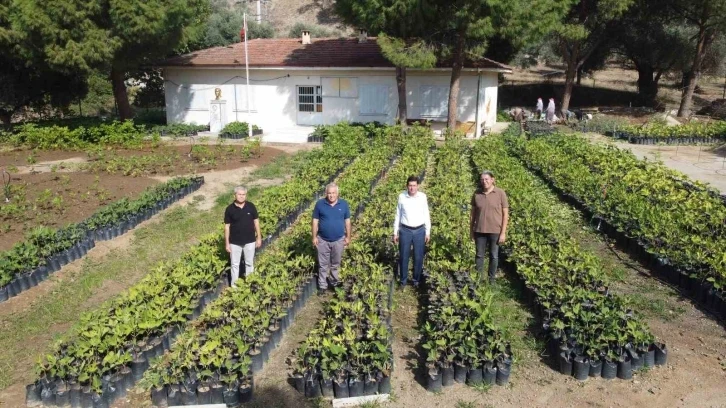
[296,85,324,126]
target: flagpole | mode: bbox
[244,12,252,139]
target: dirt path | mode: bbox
[585,133,726,193]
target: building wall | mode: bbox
[163,68,500,132]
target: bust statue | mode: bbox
[214,88,222,100]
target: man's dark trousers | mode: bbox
[399,224,425,286]
[475,232,500,284]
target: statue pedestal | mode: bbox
[209,100,227,133]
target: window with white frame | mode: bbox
[298,86,322,112]
[359,84,390,116]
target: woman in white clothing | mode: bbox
[393,175,431,288]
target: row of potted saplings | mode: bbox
[24,127,373,408]
[0,176,204,303]
[139,135,402,406]
[26,235,228,407]
[471,134,666,382]
[288,133,433,400]
[511,134,726,320]
[423,269,513,390]
[291,259,395,399]
[421,140,512,391]
[144,271,318,406]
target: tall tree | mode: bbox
[334,0,435,123]
[612,0,690,106]
[666,0,726,117]
[430,0,573,128]
[554,0,633,115]
[0,0,87,124]
[15,0,209,120]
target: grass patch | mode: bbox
[624,290,686,321]
[251,149,313,179]
[488,275,541,367]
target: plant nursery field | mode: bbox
[1,122,725,408]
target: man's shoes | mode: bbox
[412,281,420,289]
[318,287,328,295]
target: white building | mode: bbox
[159,31,512,140]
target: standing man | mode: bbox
[312,183,351,293]
[393,175,431,288]
[224,186,262,287]
[470,171,509,285]
[536,98,544,120]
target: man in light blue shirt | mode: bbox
[393,175,431,288]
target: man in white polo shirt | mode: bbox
[393,175,431,288]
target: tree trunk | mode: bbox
[110,67,132,120]
[576,67,582,86]
[636,65,659,107]
[446,33,466,130]
[0,110,12,126]
[396,66,407,125]
[561,57,578,118]
[678,26,709,117]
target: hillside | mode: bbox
[264,0,345,37]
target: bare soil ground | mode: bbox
[0,145,287,250]
[267,0,346,38]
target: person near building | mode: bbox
[470,171,509,285]
[545,98,556,123]
[312,183,351,293]
[224,186,262,286]
[536,97,544,119]
[393,175,431,288]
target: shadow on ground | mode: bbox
[499,84,642,109]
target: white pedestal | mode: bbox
[209,100,227,133]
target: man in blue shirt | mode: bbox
[312,183,351,292]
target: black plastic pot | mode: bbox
[0,286,8,303]
[426,369,442,393]
[69,382,81,408]
[304,374,322,399]
[644,346,656,368]
[223,384,240,407]
[618,357,633,380]
[630,350,644,371]
[40,382,56,406]
[363,375,378,396]
[602,360,617,380]
[210,382,225,404]
[131,357,148,382]
[320,377,334,398]
[239,383,252,403]
[467,367,483,386]
[195,384,211,404]
[654,343,668,366]
[495,365,510,386]
[181,385,197,405]
[588,359,602,378]
[333,378,349,398]
[26,382,42,407]
[573,356,589,381]
[441,365,455,387]
[150,385,167,407]
[91,392,108,408]
[453,362,468,383]
[348,376,364,397]
[18,273,30,292]
[80,386,93,408]
[558,351,573,376]
[291,374,304,393]
[166,384,182,406]
[378,375,391,394]
[483,365,497,385]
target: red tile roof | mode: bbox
[159,38,512,71]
